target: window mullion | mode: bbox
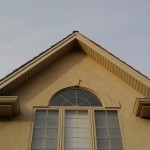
[105,110,111,150]
[90,109,96,150]
[57,109,61,150]
[43,110,48,150]
[60,109,65,150]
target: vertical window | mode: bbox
[31,110,59,150]
[95,110,123,150]
[64,110,91,150]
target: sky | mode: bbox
[0,0,150,79]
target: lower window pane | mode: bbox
[31,139,44,149]
[95,119,107,128]
[33,128,45,138]
[96,129,108,138]
[45,138,57,148]
[109,129,121,138]
[46,128,58,138]
[110,139,123,149]
[97,139,110,149]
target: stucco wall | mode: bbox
[0,49,149,150]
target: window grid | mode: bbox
[106,110,112,150]
[49,88,102,106]
[95,110,123,150]
[64,110,92,150]
[31,108,124,150]
[31,110,59,150]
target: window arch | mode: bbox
[49,86,102,106]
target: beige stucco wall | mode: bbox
[0,49,150,150]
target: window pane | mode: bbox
[47,119,58,128]
[77,119,89,127]
[95,119,107,128]
[110,139,123,150]
[65,111,76,118]
[35,110,46,119]
[77,138,90,143]
[31,139,44,149]
[45,138,57,148]
[63,101,73,106]
[77,89,91,99]
[64,138,91,148]
[108,120,120,128]
[46,128,58,138]
[97,139,109,149]
[67,98,76,105]
[77,128,90,137]
[77,111,88,118]
[87,95,102,106]
[33,128,45,138]
[47,110,59,119]
[62,89,75,99]
[96,129,108,138]
[34,119,46,128]
[95,111,106,119]
[50,96,66,106]
[78,141,91,148]
[107,110,118,119]
[109,129,121,138]
[78,100,91,106]
[65,128,78,137]
[65,119,77,127]
[64,138,77,148]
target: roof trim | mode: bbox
[0,31,149,96]
[0,32,77,84]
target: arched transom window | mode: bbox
[49,86,102,106]
[31,87,124,150]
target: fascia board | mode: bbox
[0,34,77,89]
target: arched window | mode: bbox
[49,86,102,106]
[31,87,124,150]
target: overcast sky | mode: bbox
[0,0,150,79]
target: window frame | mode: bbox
[29,106,125,150]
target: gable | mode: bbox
[0,32,150,150]
[10,49,142,109]
[0,31,149,97]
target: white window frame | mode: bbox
[29,106,125,150]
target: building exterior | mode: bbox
[0,31,150,150]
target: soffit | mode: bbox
[75,33,150,97]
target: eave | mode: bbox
[0,31,150,97]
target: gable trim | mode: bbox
[0,31,149,97]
